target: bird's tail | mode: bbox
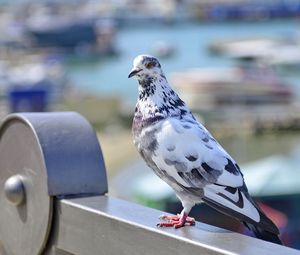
[244,222,282,245]
[202,184,283,245]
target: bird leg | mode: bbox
[157,210,195,228]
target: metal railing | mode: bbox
[0,112,298,255]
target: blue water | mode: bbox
[65,19,300,103]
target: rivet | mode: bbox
[4,175,25,206]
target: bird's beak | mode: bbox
[128,68,142,78]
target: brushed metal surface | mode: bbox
[45,196,299,255]
[0,119,52,255]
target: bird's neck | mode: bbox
[135,75,189,120]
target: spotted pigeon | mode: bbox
[129,54,282,245]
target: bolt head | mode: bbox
[4,175,25,206]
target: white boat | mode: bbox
[209,37,300,71]
[170,65,293,110]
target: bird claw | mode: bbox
[157,213,195,228]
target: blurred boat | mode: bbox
[151,41,176,59]
[208,38,277,56]
[192,1,300,21]
[0,56,66,113]
[208,36,300,72]
[170,63,293,111]
[25,16,117,57]
[269,45,300,71]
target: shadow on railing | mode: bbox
[0,112,298,255]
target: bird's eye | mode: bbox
[145,62,154,69]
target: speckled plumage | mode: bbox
[129,55,281,244]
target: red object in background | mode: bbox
[258,202,293,246]
[258,202,288,229]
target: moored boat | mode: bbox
[171,64,293,111]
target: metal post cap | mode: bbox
[4,175,25,205]
[0,112,108,255]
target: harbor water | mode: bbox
[65,19,300,103]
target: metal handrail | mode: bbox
[44,195,297,255]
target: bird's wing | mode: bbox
[151,117,244,189]
[151,117,279,232]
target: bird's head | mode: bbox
[128,55,163,81]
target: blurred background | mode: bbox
[0,0,300,249]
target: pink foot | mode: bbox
[157,213,195,229]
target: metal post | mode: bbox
[0,112,107,255]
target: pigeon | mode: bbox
[129,54,282,245]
